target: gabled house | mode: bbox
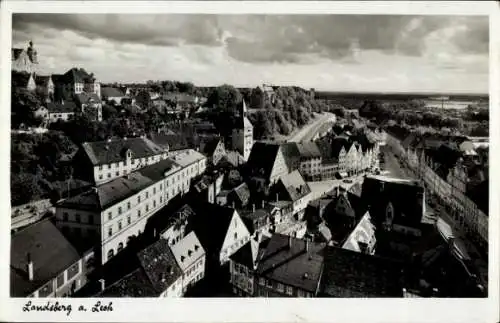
[98,238,183,297]
[188,201,251,268]
[227,182,251,209]
[46,101,78,123]
[247,142,288,189]
[273,170,312,219]
[229,236,269,296]
[199,136,226,165]
[254,234,326,297]
[10,219,91,297]
[54,67,101,98]
[170,231,206,293]
[101,87,127,106]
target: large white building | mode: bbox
[55,149,207,265]
[74,137,169,185]
[232,100,254,161]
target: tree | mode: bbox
[206,85,242,112]
[136,90,151,110]
[11,173,44,206]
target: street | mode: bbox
[287,112,336,142]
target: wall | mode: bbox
[219,211,251,264]
[29,259,84,298]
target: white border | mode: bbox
[1,1,499,323]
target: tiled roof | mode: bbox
[200,136,222,156]
[10,219,81,297]
[75,92,101,105]
[229,182,251,207]
[256,234,326,293]
[58,158,177,211]
[81,137,165,166]
[170,231,205,272]
[296,142,322,159]
[64,68,95,84]
[149,133,190,151]
[149,203,196,236]
[99,267,159,297]
[230,237,269,270]
[320,246,404,297]
[137,239,183,293]
[278,170,311,202]
[189,201,236,255]
[101,87,125,98]
[281,142,301,169]
[247,142,281,180]
[46,101,78,114]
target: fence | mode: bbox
[385,133,488,247]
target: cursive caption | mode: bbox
[23,300,113,316]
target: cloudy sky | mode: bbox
[12,14,489,93]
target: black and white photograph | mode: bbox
[1,1,499,322]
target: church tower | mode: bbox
[231,100,254,161]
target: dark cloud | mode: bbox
[13,14,223,47]
[13,14,489,65]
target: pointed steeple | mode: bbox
[242,100,248,117]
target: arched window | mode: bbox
[117,242,124,253]
[107,249,114,260]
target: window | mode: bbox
[107,173,111,178]
[146,192,149,199]
[234,232,238,240]
[138,196,141,203]
[146,204,149,212]
[127,216,131,225]
[160,196,163,204]
[108,212,112,220]
[127,202,131,210]
[99,175,103,180]
[277,283,284,292]
[137,209,141,217]
[286,286,293,295]
[67,262,80,280]
[63,212,69,221]
[117,242,124,252]
[153,187,156,194]
[107,249,114,260]
[75,214,81,223]
[132,159,135,165]
[118,207,123,215]
[57,272,65,288]
[115,171,119,176]
[118,221,122,230]
[108,226,113,237]
[153,200,156,208]
[38,281,54,297]
[160,184,163,191]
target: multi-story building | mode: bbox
[189,201,251,268]
[46,101,77,123]
[73,137,169,185]
[10,219,92,297]
[254,234,326,297]
[229,236,269,296]
[53,67,101,99]
[56,151,207,265]
[231,100,254,161]
[12,40,38,73]
[273,170,312,220]
[98,238,184,297]
[296,142,322,181]
[247,142,289,189]
[170,231,206,293]
[75,92,103,122]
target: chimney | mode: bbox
[262,200,265,209]
[153,228,157,238]
[27,253,34,281]
[232,201,235,209]
[276,193,279,203]
[288,235,292,249]
[99,278,105,291]
[305,239,309,253]
[252,204,256,212]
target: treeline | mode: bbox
[360,100,489,137]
